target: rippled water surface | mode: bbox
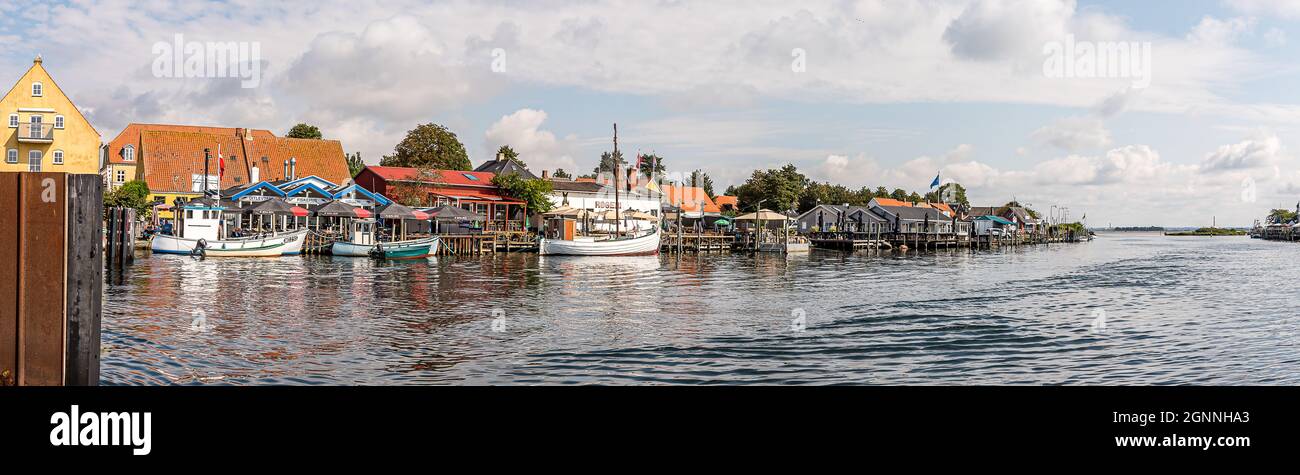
[101,233,1300,385]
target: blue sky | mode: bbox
[2,0,1299,226]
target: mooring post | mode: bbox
[0,172,103,386]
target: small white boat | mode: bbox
[330,218,439,258]
[151,200,306,257]
[539,227,660,256]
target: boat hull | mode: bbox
[333,237,440,259]
[539,228,660,256]
[372,237,440,260]
[151,231,308,257]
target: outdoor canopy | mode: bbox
[427,205,485,221]
[249,198,297,216]
[314,200,368,218]
[733,209,789,222]
[376,202,422,220]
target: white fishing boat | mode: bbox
[537,123,662,257]
[540,227,660,256]
[151,200,306,257]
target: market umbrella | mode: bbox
[733,209,788,222]
[290,206,310,217]
[249,198,296,216]
[411,210,431,220]
[376,202,420,220]
[353,208,373,219]
[713,218,731,227]
[428,205,485,221]
[314,200,364,218]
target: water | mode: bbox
[101,233,1300,385]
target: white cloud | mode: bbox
[1187,16,1257,45]
[1032,117,1113,152]
[1200,133,1283,171]
[483,109,580,175]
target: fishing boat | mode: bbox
[537,123,662,257]
[151,200,306,257]
[330,218,439,258]
[540,227,660,256]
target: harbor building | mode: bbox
[0,55,101,174]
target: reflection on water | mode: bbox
[102,233,1298,385]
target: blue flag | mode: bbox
[930,172,941,189]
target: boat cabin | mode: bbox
[349,219,378,246]
[177,202,225,241]
[544,216,577,241]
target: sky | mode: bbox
[2,0,1299,226]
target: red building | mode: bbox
[353,166,528,231]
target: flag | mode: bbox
[930,172,941,189]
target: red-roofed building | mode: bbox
[713,195,738,213]
[354,165,527,231]
[103,123,351,219]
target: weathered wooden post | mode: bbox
[0,172,103,386]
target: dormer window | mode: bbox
[31,82,42,97]
[123,145,135,162]
[54,115,64,129]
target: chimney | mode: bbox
[541,170,549,179]
[283,160,289,180]
[290,157,297,180]
[251,164,260,183]
[497,152,506,162]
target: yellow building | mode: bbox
[0,55,100,174]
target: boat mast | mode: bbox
[613,123,621,236]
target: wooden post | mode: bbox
[18,173,67,386]
[0,173,18,385]
[0,173,102,386]
[65,175,102,386]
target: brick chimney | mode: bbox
[541,170,549,179]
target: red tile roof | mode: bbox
[135,126,350,193]
[872,198,914,207]
[713,195,738,208]
[106,124,275,165]
[661,184,719,213]
[363,166,498,187]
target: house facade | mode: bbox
[796,204,886,234]
[104,123,351,219]
[353,166,528,231]
[1,56,100,174]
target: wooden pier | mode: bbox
[660,233,735,254]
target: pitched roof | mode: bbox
[474,158,537,179]
[799,204,886,223]
[137,127,350,193]
[874,204,946,221]
[713,195,738,208]
[660,184,719,213]
[363,166,498,187]
[107,124,275,165]
[871,198,914,207]
[548,179,605,193]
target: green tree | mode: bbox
[592,150,626,175]
[105,180,152,216]
[638,153,667,179]
[890,188,909,201]
[495,145,526,168]
[346,152,365,177]
[286,123,322,139]
[1268,209,1298,224]
[387,165,443,207]
[688,169,715,197]
[492,173,554,214]
[874,186,889,198]
[552,168,572,179]
[734,164,808,213]
[907,191,922,203]
[380,123,472,170]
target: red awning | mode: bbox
[353,208,373,219]
[291,206,310,217]
[411,210,431,220]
